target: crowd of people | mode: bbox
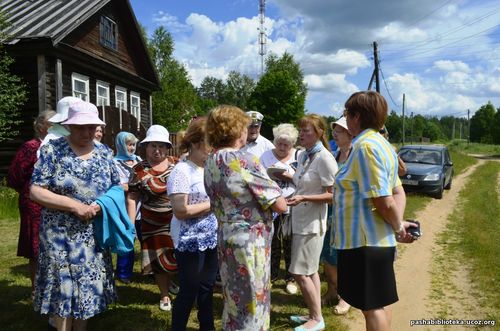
[7,91,418,331]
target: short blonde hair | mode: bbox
[206,105,250,149]
[272,123,298,145]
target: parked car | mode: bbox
[398,145,454,199]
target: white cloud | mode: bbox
[433,60,470,73]
[152,11,187,34]
[144,0,500,117]
[305,73,358,93]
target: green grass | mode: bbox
[449,161,500,319]
[430,160,500,323]
[0,185,19,220]
[449,140,500,156]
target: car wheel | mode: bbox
[444,177,452,190]
[434,181,444,199]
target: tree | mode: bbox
[196,76,225,112]
[224,71,255,110]
[0,11,27,141]
[249,52,306,138]
[147,27,199,132]
[492,107,500,145]
[385,111,404,143]
[470,102,496,143]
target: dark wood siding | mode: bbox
[63,2,155,83]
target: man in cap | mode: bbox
[240,110,275,158]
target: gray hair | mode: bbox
[34,110,56,138]
[272,123,298,145]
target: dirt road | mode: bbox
[343,159,495,330]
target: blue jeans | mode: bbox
[171,247,218,331]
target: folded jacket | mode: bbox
[95,185,136,255]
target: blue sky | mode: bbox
[130,0,500,119]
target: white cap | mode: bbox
[49,96,82,123]
[246,111,264,124]
[140,125,172,146]
[331,116,348,131]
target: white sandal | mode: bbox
[159,297,172,311]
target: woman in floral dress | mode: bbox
[204,105,287,331]
[30,101,118,331]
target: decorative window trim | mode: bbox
[115,86,127,110]
[96,80,110,106]
[71,73,89,101]
[130,91,141,124]
[100,15,118,51]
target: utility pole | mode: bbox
[402,93,405,145]
[258,0,267,76]
[367,41,380,92]
[467,109,470,145]
[452,120,455,140]
[410,112,414,144]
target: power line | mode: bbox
[379,65,400,109]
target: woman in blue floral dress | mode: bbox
[204,105,287,331]
[30,101,119,331]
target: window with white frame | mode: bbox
[96,81,110,106]
[115,86,127,110]
[130,92,141,121]
[71,73,89,101]
[100,16,118,50]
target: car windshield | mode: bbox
[399,148,442,165]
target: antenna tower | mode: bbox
[258,0,266,76]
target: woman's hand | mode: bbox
[72,202,99,223]
[286,195,305,206]
[395,220,417,243]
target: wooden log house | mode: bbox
[0,0,161,176]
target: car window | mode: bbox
[399,148,441,165]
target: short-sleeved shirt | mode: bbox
[333,129,402,249]
[291,148,338,234]
[167,160,217,252]
[240,135,275,158]
[204,149,282,225]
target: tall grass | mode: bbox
[449,140,500,156]
[0,185,19,220]
[444,161,500,321]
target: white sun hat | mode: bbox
[61,101,106,126]
[331,116,348,131]
[49,96,83,123]
[140,125,172,146]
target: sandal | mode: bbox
[159,297,172,311]
[290,315,310,324]
[333,299,350,315]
